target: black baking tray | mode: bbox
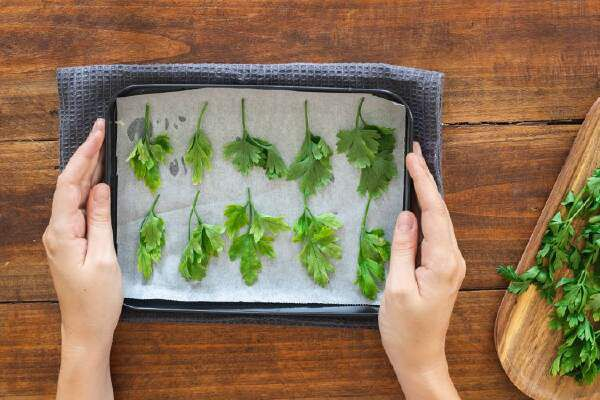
[105,84,414,317]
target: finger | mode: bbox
[385,211,419,295]
[406,148,455,245]
[90,143,105,187]
[413,141,423,156]
[86,183,116,262]
[58,118,105,187]
[51,119,105,221]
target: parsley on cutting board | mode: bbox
[499,168,600,384]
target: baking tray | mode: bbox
[105,84,414,317]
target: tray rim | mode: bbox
[105,83,414,317]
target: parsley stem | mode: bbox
[241,98,248,139]
[246,187,254,232]
[355,97,365,128]
[143,103,151,143]
[140,194,160,229]
[150,194,160,213]
[302,195,315,219]
[361,195,372,233]
[197,101,208,132]
[568,197,592,223]
[566,187,588,219]
[304,100,311,141]
[188,191,201,240]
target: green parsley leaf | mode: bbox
[293,207,342,287]
[336,128,380,168]
[179,192,225,281]
[127,103,173,193]
[223,98,287,179]
[358,153,398,198]
[286,100,334,198]
[354,197,391,299]
[184,102,213,185]
[137,195,166,281]
[337,97,398,199]
[224,188,290,285]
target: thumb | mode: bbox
[386,211,419,294]
[86,183,116,260]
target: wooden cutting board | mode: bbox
[495,98,600,399]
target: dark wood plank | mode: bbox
[0,140,56,301]
[0,124,578,301]
[0,290,527,399]
[444,123,578,289]
[1,0,600,142]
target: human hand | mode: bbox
[378,142,465,400]
[43,119,122,399]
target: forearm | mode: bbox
[393,360,460,400]
[57,328,114,400]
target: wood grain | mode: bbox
[495,98,600,399]
[1,2,598,397]
[0,290,526,399]
[0,124,577,302]
[1,0,600,142]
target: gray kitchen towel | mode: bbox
[56,63,443,328]
[57,63,443,188]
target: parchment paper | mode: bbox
[116,88,405,305]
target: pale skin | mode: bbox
[43,119,465,400]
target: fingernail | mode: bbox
[94,184,110,202]
[91,118,105,137]
[413,141,422,155]
[396,212,414,233]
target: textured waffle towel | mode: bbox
[57,63,444,190]
[56,63,443,327]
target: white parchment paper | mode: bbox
[116,88,405,305]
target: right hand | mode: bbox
[378,142,465,399]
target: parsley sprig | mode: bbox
[292,199,343,287]
[337,98,396,299]
[498,168,600,383]
[223,98,287,179]
[179,191,225,281]
[184,102,213,185]
[288,100,342,286]
[137,195,166,281]
[356,197,391,299]
[127,103,173,193]
[337,97,397,198]
[224,188,290,285]
[287,100,334,197]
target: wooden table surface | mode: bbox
[1,1,599,398]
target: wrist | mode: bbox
[58,324,114,400]
[61,323,113,367]
[392,358,460,400]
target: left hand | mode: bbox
[43,118,123,353]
